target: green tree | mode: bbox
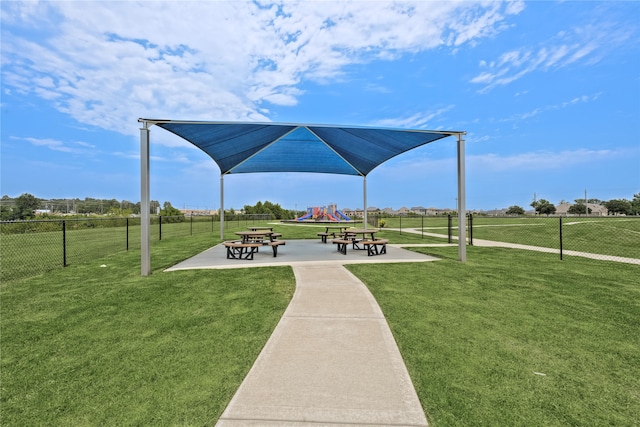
[630,193,640,215]
[505,205,525,215]
[568,203,591,215]
[531,199,556,216]
[604,199,631,215]
[159,201,183,216]
[14,193,40,220]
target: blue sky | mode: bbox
[1,1,639,212]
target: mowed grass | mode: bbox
[0,232,295,426]
[2,220,639,425]
[468,217,640,258]
[348,246,640,426]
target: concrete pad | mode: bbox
[165,239,438,271]
[215,264,428,426]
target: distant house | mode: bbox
[179,209,218,216]
[556,202,608,216]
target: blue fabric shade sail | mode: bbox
[153,121,456,176]
[137,119,467,275]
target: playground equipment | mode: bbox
[296,204,351,222]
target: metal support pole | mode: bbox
[457,134,467,262]
[363,176,367,229]
[62,220,67,267]
[140,123,151,276]
[220,174,225,240]
[559,216,563,260]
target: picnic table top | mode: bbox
[235,230,273,236]
[344,228,380,234]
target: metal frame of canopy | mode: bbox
[138,119,467,275]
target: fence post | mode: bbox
[468,213,473,246]
[62,220,67,267]
[159,215,162,241]
[399,216,402,234]
[448,214,452,243]
[559,216,563,260]
[126,218,129,251]
[190,215,193,236]
[421,215,424,239]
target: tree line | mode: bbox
[504,193,640,216]
[0,194,163,221]
[0,194,297,221]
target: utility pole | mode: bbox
[585,189,588,216]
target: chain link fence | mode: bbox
[1,214,277,282]
[4,213,636,282]
[374,214,640,261]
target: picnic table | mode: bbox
[332,228,386,255]
[247,226,273,232]
[344,228,379,245]
[225,230,285,258]
[317,226,348,243]
[235,230,274,243]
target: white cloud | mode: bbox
[19,136,94,154]
[470,15,636,93]
[1,1,523,144]
[469,148,626,172]
[505,93,602,122]
[377,147,632,178]
[371,106,455,129]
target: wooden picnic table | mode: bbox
[332,228,385,255]
[230,230,285,258]
[234,230,274,244]
[317,225,349,243]
[247,226,273,232]
[343,228,380,250]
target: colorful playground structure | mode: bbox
[296,204,351,222]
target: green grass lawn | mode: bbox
[348,246,640,426]
[0,233,295,426]
[2,221,638,425]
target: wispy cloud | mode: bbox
[371,106,455,129]
[469,148,627,172]
[1,1,523,142]
[19,136,95,153]
[505,93,602,122]
[470,16,635,93]
[378,147,633,177]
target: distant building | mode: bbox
[556,202,608,216]
[179,209,218,216]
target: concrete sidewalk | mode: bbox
[216,263,428,426]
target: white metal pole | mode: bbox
[363,176,368,229]
[220,174,225,239]
[585,188,588,216]
[140,123,151,276]
[457,134,467,262]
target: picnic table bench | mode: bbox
[331,238,351,255]
[223,241,262,260]
[223,239,286,259]
[360,239,388,256]
[332,237,387,256]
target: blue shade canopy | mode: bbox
[149,120,459,176]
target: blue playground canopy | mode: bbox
[152,121,456,176]
[137,119,467,275]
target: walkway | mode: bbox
[167,240,438,426]
[216,264,428,426]
[388,228,640,265]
